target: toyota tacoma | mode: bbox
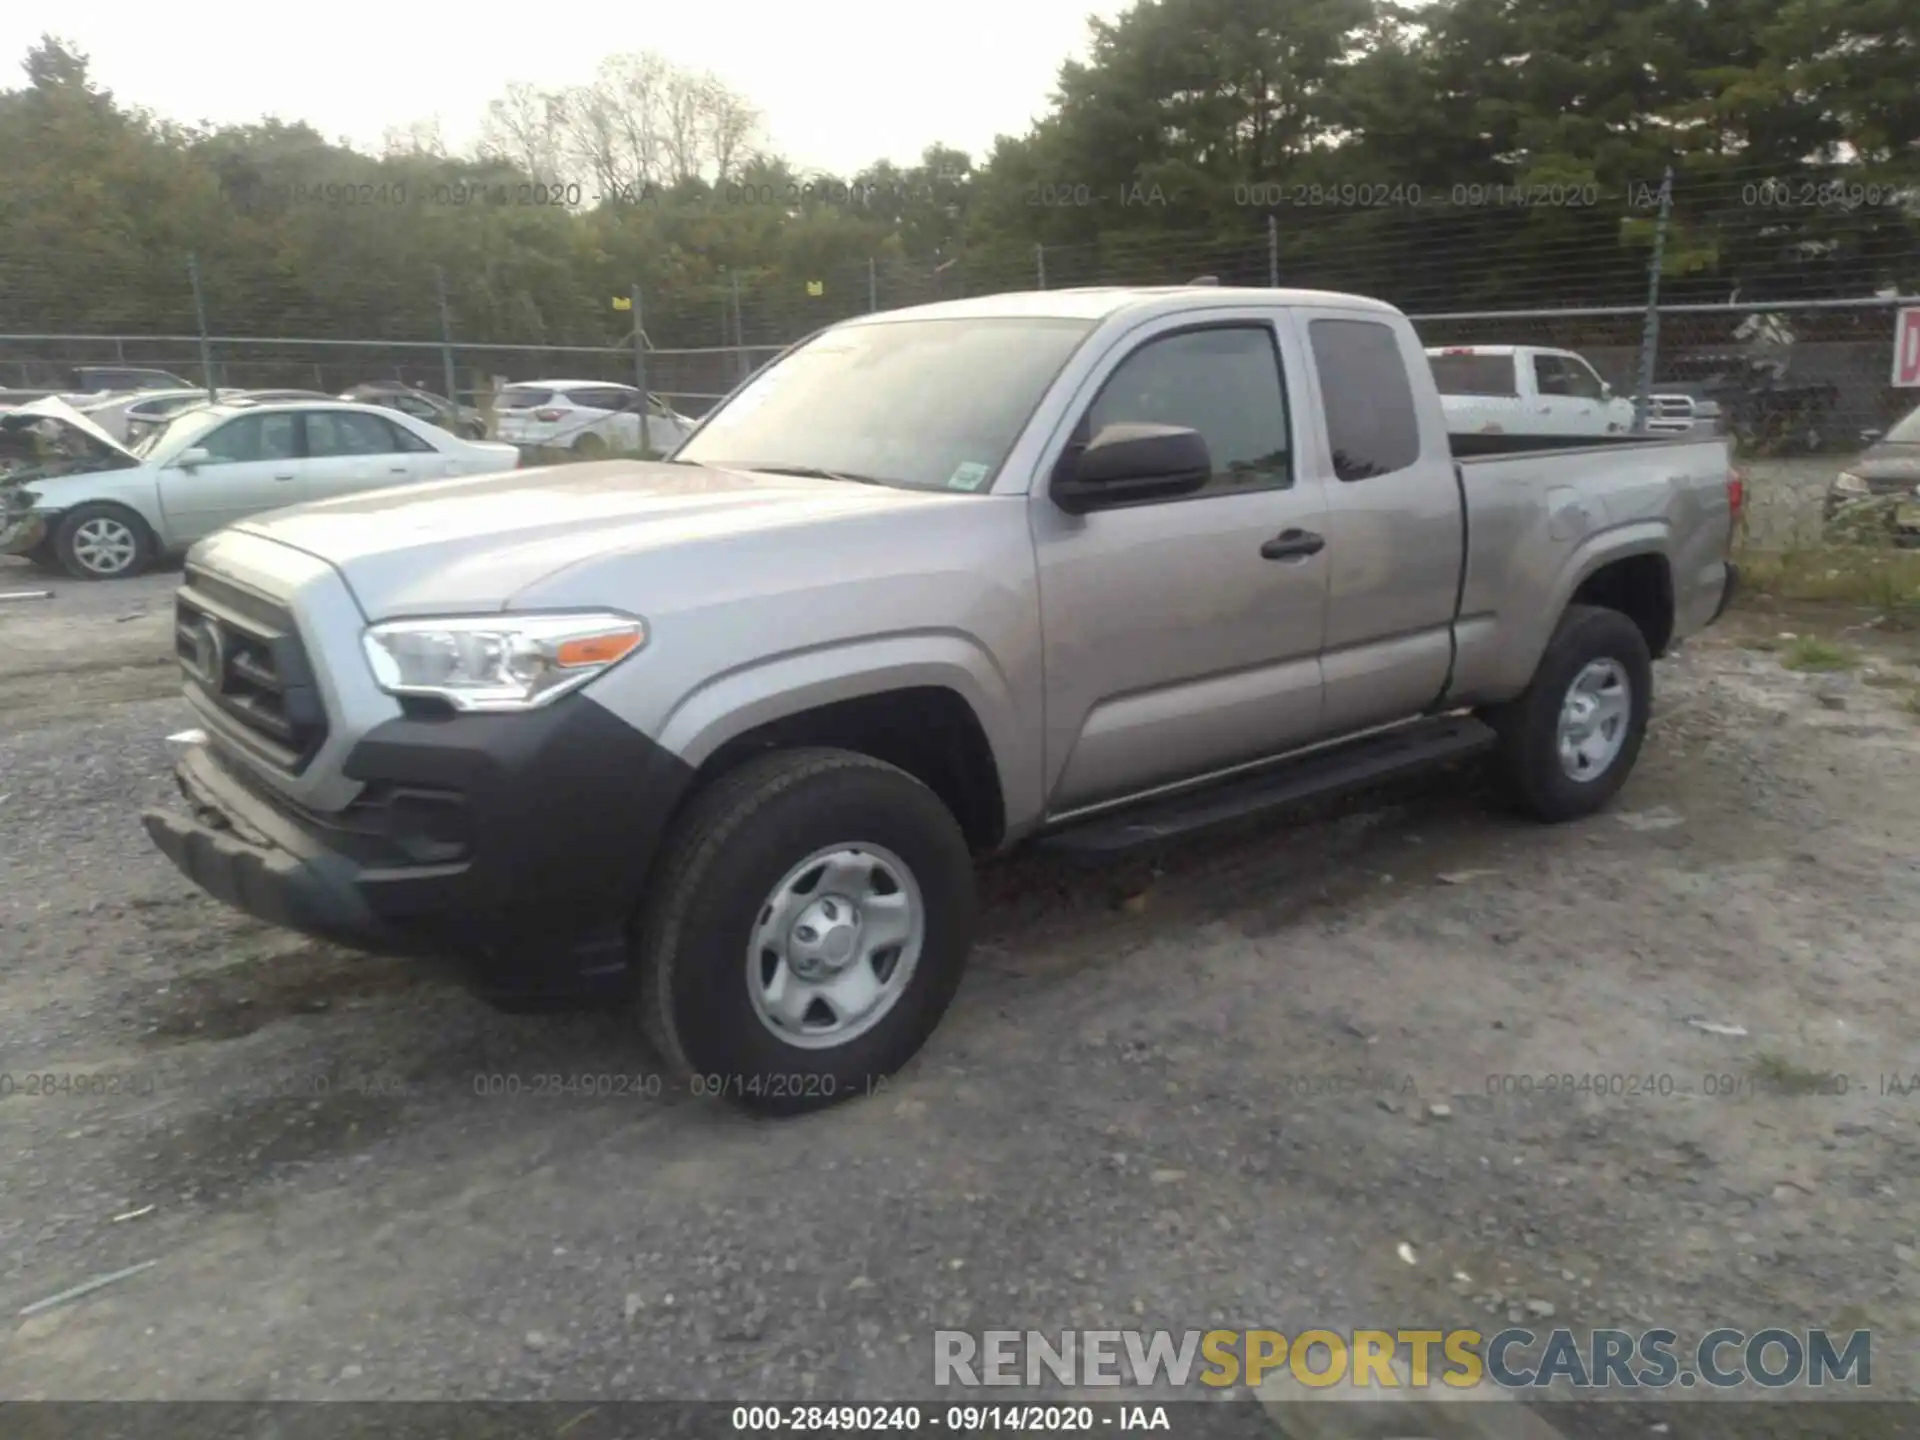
[141,285,1741,1112]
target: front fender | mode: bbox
[645,631,1041,831]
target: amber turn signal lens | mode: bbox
[555,631,642,668]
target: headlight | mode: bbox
[362,612,646,712]
[1833,471,1868,495]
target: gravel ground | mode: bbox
[1,555,1917,1420]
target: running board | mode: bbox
[1035,715,1498,858]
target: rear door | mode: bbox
[567,385,640,448]
[1031,311,1331,813]
[1294,309,1463,734]
[154,411,304,541]
[494,386,556,446]
[300,409,442,500]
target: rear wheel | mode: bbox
[572,432,608,458]
[1483,604,1652,822]
[54,503,155,580]
[633,748,976,1115]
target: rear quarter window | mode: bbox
[1428,353,1518,397]
[498,388,554,409]
[1310,318,1422,482]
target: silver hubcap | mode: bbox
[747,843,924,1050]
[72,517,138,575]
[1557,658,1632,782]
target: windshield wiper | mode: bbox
[734,463,892,487]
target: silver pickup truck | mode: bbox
[142,285,1740,1112]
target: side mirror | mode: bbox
[1600,381,1614,399]
[1860,429,1883,445]
[176,447,212,470]
[1053,423,1212,515]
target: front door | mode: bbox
[1031,315,1331,814]
[154,411,303,542]
[1532,354,1608,435]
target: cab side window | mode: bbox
[1080,325,1292,498]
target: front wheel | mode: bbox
[1483,604,1652,823]
[54,503,156,580]
[633,748,976,1115]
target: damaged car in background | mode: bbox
[1824,401,1920,547]
[1,395,520,580]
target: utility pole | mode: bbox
[1632,167,1675,434]
[631,281,651,457]
[435,267,458,409]
[186,254,216,400]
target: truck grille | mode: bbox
[175,567,328,772]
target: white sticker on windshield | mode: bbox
[946,461,992,492]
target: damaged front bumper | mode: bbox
[0,500,49,556]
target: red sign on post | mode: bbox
[1895,306,1920,387]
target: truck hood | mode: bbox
[232,458,973,617]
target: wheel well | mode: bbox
[1571,554,1673,657]
[694,687,1006,852]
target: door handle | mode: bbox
[272,472,296,482]
[388,466,409,475]
[1260,528,1325,561]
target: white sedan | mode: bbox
[1,396,521,580]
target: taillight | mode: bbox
[534,407,565,422]
[1727,468,1745,523]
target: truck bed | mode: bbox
[1445,431,1736,701]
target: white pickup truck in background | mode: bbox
[1427,344,1639,440]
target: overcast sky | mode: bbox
[3,2,1129,176]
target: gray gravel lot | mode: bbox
[1,555,1916,1419]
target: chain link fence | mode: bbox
[3,170,1916,552]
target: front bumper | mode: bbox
[143,693,697,1000]
[0,510,50,556]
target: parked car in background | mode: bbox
[1427,345,1638,438]
[1825,401,1920,543]
[70,366,196,393]
[0,396,520,579]
[78,387,243,443]
[1636,385,1726,438]
[341,382,488,439]
[492,379,695,455]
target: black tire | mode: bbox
[1482,604,1652,823]
[572,432,608,458]
[53,502,156,581]
[634,747,976,1116]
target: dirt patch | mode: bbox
[0,578,1915,1406]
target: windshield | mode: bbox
[1429,352,1518,397]
[131,405,224,459]
[1885,405,1920,444]
[676,316,1097,491]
